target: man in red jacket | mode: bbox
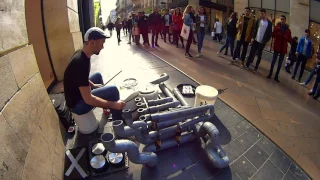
[267,15,292,82]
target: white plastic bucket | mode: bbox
[194,85,218,107]
[72,110,98,134]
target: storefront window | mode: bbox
[307,22,320,70]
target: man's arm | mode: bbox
[79,86,124,110]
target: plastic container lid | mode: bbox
[195,85,218,99]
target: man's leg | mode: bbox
[293,54,302,78]
[268,51,279,77]
[245,41,259,68]
[152,28,155,46]
[155,27,160,46]
[241,41,249,63]
[304,68,316,85]
[92,85,122,120]
[254,43,266,70]
[275,53,285,80]
[313,74,320,99]
[89,72,103,85]
[128,29,132,43]
[298,55,308,81]
[229,36,235,57]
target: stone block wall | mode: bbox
[43,0,83,81]
[0,0,77,179]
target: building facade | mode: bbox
[235,0,320,70]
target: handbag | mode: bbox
[211,31,215,37]
[180,23,190,39]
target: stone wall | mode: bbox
[0,0,70,179]
[43,0,83,81]
[290,0,309,37]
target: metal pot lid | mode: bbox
[92,143,105,155]
[90,155,106,169]
[108,153,123,164]
[122,78,138,89]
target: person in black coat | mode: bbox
[138,11,150,45]
[126,14,136,44]
[218,12,238,56]
[148,8,162,47]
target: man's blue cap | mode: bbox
[84,27,109,41]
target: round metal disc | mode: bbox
[90,155,105,169]
[108,153,123,164]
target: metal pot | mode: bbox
[92,143,105,155]
[90,155,107,171]
[107,153,124,167]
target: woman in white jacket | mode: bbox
[213,18,222,42]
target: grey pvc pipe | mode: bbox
[148,101,180,113]
[101,133,158,167]
[156,111,207,130]
[150,73,169,85]
[159,83,177,101]
[112,120,137,138]
[143,133,197,152]
[151,105,214,122]
[123,110,148,134]
[195,122,229,169]
[148,97,173,106]
[173,88,189,107]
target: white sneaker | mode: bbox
[196,53,202,58]
[310,89,313,92]
[217,52,220,55]
[299,82,306,86]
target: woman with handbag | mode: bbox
[182,5,195,57]
[172,8,184,48]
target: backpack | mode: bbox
[49,93,75,132]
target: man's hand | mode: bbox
[250,39,254,44]
[111,100,126,110]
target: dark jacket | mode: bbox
[126,18,136,29]
[115,21,122,31]
[226,18,237,37]
[107,23,114,30]
[272,23,292,54]
[296,36,313,58]
[161,14,172,26]
[252,18,272,45]
[195,14,207,32]
[148,12,162,27]
[138,15,149,33]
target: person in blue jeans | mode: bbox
[63,27,125,121]
[195,7,207,58]
[292,29,313,82]
[300,45,320,86]
[217,12,238,56]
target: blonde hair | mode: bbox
[183,5,193,19]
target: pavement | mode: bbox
[135,33,320,179]
[62,32,315,180]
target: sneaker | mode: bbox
[196,53,202,58]
[217,52,221,55]
[267,75,271,79]
[299,82,306,86]
[243,66,249,70]
[253,70,257,74]
[274,78,280,83]
[155,44,160,47]
[235,58,240,61]
[152,45,155,48]
[291,76,295,80]
[308,91,315,96]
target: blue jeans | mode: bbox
[220,35,235,56]
[304,66,317,85]
[311,73,320,95]
[269,51,285,79]
[71,72,122,120]
[197,27,205,53]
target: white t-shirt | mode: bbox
[214,21,222,33]
[165,14,170,26]
[256,19,268,43]
[200,15,205,27]
[303,38,308,56]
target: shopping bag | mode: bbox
[285,57,291,64]
[180,23,190,40]
[211,31,215,37]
